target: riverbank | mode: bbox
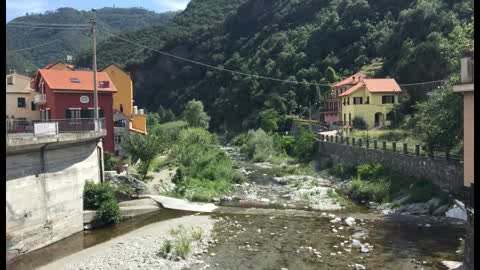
[37,215,214,270]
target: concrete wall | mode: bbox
[317,141,464,193]
[463,91,474,186]
[6,140,103,262]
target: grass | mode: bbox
[160,225,205,259]
[151,155,175,172]
[327,188,353,208]
[339,162,450,205]
[264,161,317,177]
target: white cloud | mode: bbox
[7,0,49,21]
[152,0,189,11]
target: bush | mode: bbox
[258,109,279,132]
[95,200,121,225]
[348,178,390,203]
[84,181,121,225]
[273,134,295,156]
[231,133,249,147]
[242,129,276,162]
[151,121,189,147]
[104,152,120,171]
[293,126,317,161]
[329,164,356,179]
[84,181,116,210]
[356,163,384,180]
[171,128,235,201]
[352,116,368,130]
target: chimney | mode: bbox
[7,75,15,85]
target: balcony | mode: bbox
[33,94,46,105]
[6,118,106,151]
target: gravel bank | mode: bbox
[37,215,214,270]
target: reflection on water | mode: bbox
[7,209,190,270]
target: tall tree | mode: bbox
[183,99,211,129]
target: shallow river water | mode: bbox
[7,146,465,270]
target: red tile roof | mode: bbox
[332,72,366,87]
[363,79,401,93]
[38,69,117,92]
[338,79,401,97]
[338,83,365,97]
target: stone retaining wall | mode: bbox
[317,141,464,193]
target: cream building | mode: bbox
[6,72,40,131]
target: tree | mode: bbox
[121,133,165,179]
[352,116,368,130]
[413,84,462,156]
[146,113,160,129]
[294,125,317,161]
[258,109,279,132]
[183,99,211,129]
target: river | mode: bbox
[7,146,465,270]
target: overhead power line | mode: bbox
[101,29,332,87]
[7,39,61,52]
[398,80,446,87]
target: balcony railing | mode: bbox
[6,118,105,136]
[33,94,47,104]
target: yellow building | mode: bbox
[100,64,147,156]
[6,72,40,130]
[43,61,75,71]
[338,78,402,132]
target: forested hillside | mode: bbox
[6,7,178,75]
[74,0,472,132]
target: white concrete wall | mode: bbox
[6,140,103,261]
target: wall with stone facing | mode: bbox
[464,216,474,270]
[6,140,103,262]
[317,141,464,193]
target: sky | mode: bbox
[6,0,191,22]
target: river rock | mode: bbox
[353,264,366,270]
[330,217,342,223]
[393,194,410,205]
[345,217,356,227]
[352,239,362,248]
[432,205,449,216]
[361,246,370,253]
[445,201,467,221]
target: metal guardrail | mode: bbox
[6,118,105,136]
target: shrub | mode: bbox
[356,163,384,181]
[104,152,120,171]
[258,109,279,132]
[273,134,295,156]
[95,199,121,225]
[242,129,276,162]
[231,133,249,147]
[183,99,210,129]
[352,116,368,130]
[293,126,317,161]
[170,128,235,201]
[151,121,189,147]
[348,178,390,203]
[329,164,355,179]
[84,181,116,210]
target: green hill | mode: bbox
[6,7,178,75]
[79,0,471,131]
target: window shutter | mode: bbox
[65,109,72,119]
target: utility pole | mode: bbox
[90,9,99,127]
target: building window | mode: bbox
[65,109,81,119]
[353,97,363,105]
[366,96,370,104]
[31,101,37,111]
[348,113,352,125]
[382,95,395,104]
[120,104,124,113]
[344,114,346,124]
[17,97,26,108]
[347,98,350,105]
[115,135,122,144]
